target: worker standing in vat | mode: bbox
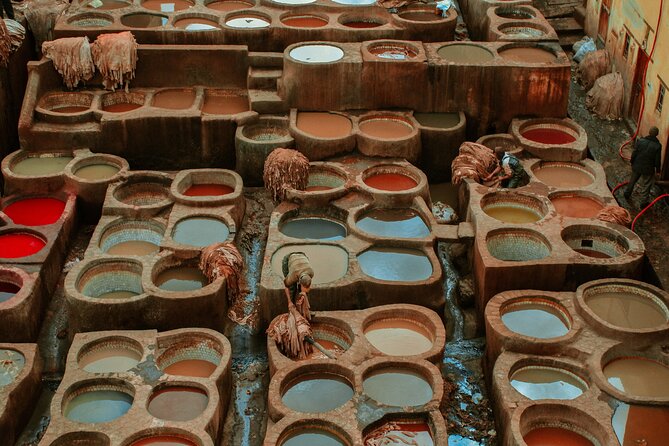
[624,126,662,207]
[484,147,526,189]
[0,0,14,20]
[282,252,314,320]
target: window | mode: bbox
[623,32,631,59]
[657,83,666,114]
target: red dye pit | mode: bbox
[282,16,328,27]
[522,128,576,145]
[130,436,197,446]
[0,233,46,258]
[364,173,418,191]
[3,198,65,226]
[523,427,593,446]
[184,184,234,196]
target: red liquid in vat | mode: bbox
[130,436,197,446]
[206,0,250,11]
[282,16,328,27]
[3,198,65,226]
[103,102,142,113]
[0,234,46,258]
[164,359,217,377]
[522,128,576,145]
[364,173,418,191]
[184,184,234,196]
[524,427,593,446]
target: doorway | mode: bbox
[630,47,650,123]
[598,0,610,43]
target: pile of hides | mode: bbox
[91,31,138,91]
[266,302,313,359]
[377,0,422,9]
[597,205,631,227]
[263,148,310,201]
[42,37,95,89]
[451,142,499,185]
[24,0,68,50]
[586,72,624,120]
[578,50,611,91]
[0,19,10,67]
[4,19,25,51]
[199,242,244,304]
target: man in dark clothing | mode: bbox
[484,147,526,188]
[0,0,14,20]
[624,126,663,207]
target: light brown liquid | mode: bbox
[586,291,668,329]
[148,387,208,421]
[437,44,495,63]
[141,0,193,10]
[614,404,669,446]
[53,105,89,113]
[164,359,217,377]
[510,366,587,400]
[13,156,74,176]
[484,205,541,223]
[574,248,611,259]
[103,102,142,113]
[551,196,603,218]
[152,89,195,109]
[75,164,120,180]
[156,267,206,292]
[296,112,352,138]
[359,119,413,139]
[106,240,159,256]
[364,319,433,355]
[524,427,592,445]
[98,290,139,299]
[271,245,348,285]
[499,47,557,63]
[205,0,250,11]
[79,347,142,373]
[534,165,593,188]
[604,357,669,398]
[202,93,249,115]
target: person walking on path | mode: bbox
[1,0,14,20]
[624,126,663,207]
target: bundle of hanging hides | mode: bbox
[42,37,95,89]
[4,19,25,51]
[263,148,310,201]
[0,20,10,68]
[451,142,499,185]
[24,0,68,50]
[266,299,313,359]
[91,31,138,91]
[585,72,624,120]
[597,205,632,227]
[199,242,244,304]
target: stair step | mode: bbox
[248,51,284,68]
[249,89,287,114]
[574,5,586,27]
[559,32,585,49]
[548,17,584,33]
[248,67,282,90]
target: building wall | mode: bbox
[585,0,669,178]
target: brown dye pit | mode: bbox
[131,436,197,446]
[156,267,207,292]
[152,89,196,109]
[52,105,90,113]
[296,112,352,138]
[585,291,668,329]
[74,164,120,180]
[365,421,434,446]
[501,301,570,339]
[174,17,221,30]
[202,92,249,115]
[483,205,542,223]
[121,13,167,27]
[306,340,346,360]
[107,240,159,256]
[359,118,413,139]
[282,16,328,27]
[574,248,611,259]
[364,173,418,191]
[364,319,433,356]
[413,112,460,129]
[148,387,208,421]
[282,374,353,412]
[363,369,433,406]
[523,427,593,446]
[343,20,383,28]
[79,346,142,373]
[399,11,442,22]
[141,0,193,11]
[604,358,669,398]
[281,429,345,446]
[103,102,143,113]
[499,47,557,63]
[510,366,587,400]
[437,44,495,63]
[533,165,594,188]
[206,0,251,11]
[551,196,603,218]
[612,403,669,446]
[271,245,348,285]
[164,359,217,377]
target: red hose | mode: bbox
[631,194,669,231]
[611,181,629,195]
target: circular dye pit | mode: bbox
[3,198,65,226]
[282,374,353,413]
[159,341,222,377]
[359,248,432,282]
[225,16,270,29]
[156,267,206,292]
[163,359,218,377]
[79,341,142,373]
[486,230,551,262]
[183,183,234,196]
[152,89,196,109]
[142,0,193,10]
[604,357,669,398]
[499,24,547,39]
[413,112,460,129]
[302,323,351,360]
[398,10,444,21]
[282,429,345,446]
[305,170,346,192]
[174,17,221,31]
[368,43,418,60]
[130,436,197,446]
[356,208,429,238]
[206,0,252,11]
[437,44,495,63]
[289,45,344,63]
[65,389,133,423]
[510,365,587,400]
[612,403,669,446]
[202,90,249,115]
[101,222,163,256]
[550,195,603,218]
[363,172,418,191]
[342,19,383,28]
[359,117,414,139]
[0,282,21,303]
[363,369,433,406]
[121,13,167,28]
[172,217,230,247]
[148,387,208,421]
[81,0,130,9]
[0,349,25,386]
[495,6,534,19]
[80,266,143,300]
[499,46,557,63]
[0,233,46,259]
[522,127,577,145]
[12,155,73,176]
[296,112,352,138]
[331,0,376,5]
[484,205,542,223]
[562,225,629,259]
[364,318,433,355]
[584,287,669,330]
[75,164,120,181]
[69,14,113,27]
[114,180,171,207]
[282,15,328,28]
[271,245,348,285]
[501,299,570,339]
[280,217,346,241]
[533,163,594,188]
[48,105,89,113]
[102,99,143,113]
[365,420,434,446]
[524,427,593,446]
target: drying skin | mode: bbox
[0,19,11,67]
[451,142,499,185]
[596,205,631,227]
[199,242,244,305]
[24,0,68,48]
[263,148,310,201]
[41,37,95,89]
[91,31,139,91]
